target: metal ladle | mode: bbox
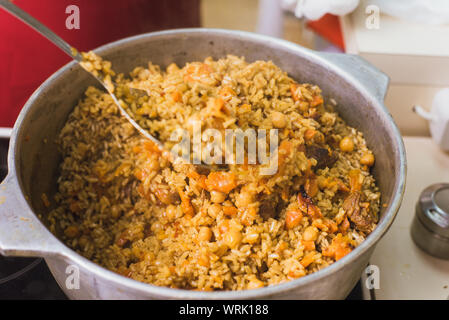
[0,1,167,155]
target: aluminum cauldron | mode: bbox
[0,29,406,299]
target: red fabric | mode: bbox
[0,0,200,127]
[307,14,345,51]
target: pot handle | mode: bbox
[0,136,66,258]
[0,127,12,139]
[316,52,390,102]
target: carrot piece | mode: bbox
[184,63,212,83]
[349,169,363,192]
[310,95,323,107]
[187,171,207,189]
[322,233,352,261]
[223,206,238,217]
[304,129,316,142]
[143,140,161,154]
[205,172,237,194]
[290,83,301,101]
[285,209,303,229]
[134,169,144,181]
[324,218,338,234]
[339,216,350,234]
[132,145,141,153]
[336,179,350,193]
[240,207,257,226]
[212,97,226,115]
[300,252,316,268]
[177,188,194,218]
[219,86,235,98]
[278,140,293,166]
[238,103,251,114]
[335,245,352,260]
[171,91,182,102]
[302,240,315,251]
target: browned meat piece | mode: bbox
[342,192,374,233]
[297,187,322,220]
[259,198,277,220]
[305,145,337,169]
[258,193,285,220]
[153,187,180,205]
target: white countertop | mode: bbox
[363,136,449,300]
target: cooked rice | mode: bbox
[46,54,380,291]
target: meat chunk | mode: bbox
[342,192,374,233]
[297,187,322,220]
[259,198,277,220]
[305,145,337,169]
[258,193,285,220]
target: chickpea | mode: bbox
[247,277,265,290]
[223,229,242,249]
[235,190,254,208]
[304,129,316,141]
[64,225,79,238]
[207,203,222,218]
[218,219,230,234]
[271,111,287,128]
[360,152,375,166]
[78,235,89,249]
[210,190,226,203]
[110,205,122,219]
[240,207,257,226]
[303,226,318,242]
[151,222,163,233]
[165,204,177,221]
[299,102,309,113]
[198,227,212,242]
[339,136,354,152]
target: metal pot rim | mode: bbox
[7,28,407,299]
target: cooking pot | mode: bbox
[0,29,406,299]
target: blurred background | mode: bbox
[3,0,449,137]
[0,0,345,129]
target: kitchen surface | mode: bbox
[362,137,449,300]
[1,0,449,301]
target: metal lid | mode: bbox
[411,183,449,260]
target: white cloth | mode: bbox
[370,0,449,25]
[282,0,360,21]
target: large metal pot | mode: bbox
[0,29,406,299]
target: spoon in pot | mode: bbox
[0,1,179,161]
